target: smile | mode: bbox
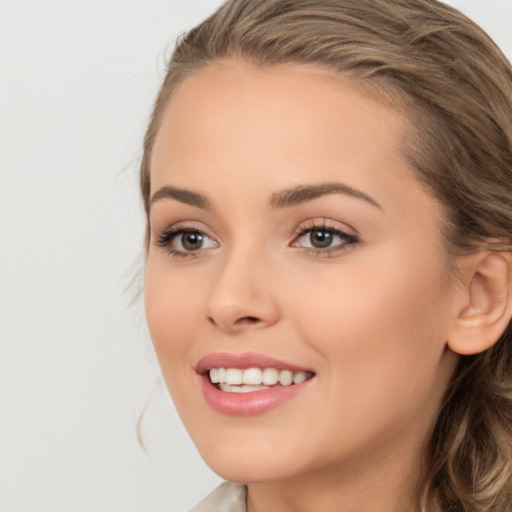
[196,353,316,415]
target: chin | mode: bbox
[194,430,317,484]
[205,456,299,484]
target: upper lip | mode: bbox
[195,351,314,375]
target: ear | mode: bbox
[447,251,512,355]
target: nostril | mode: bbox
[207,315,260,325]
[235,316,261,325]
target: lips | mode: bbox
[195,352,315,415]
[195,352,313,374]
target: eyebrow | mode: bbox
[150,185,211,209]
[269,182,382,210]
[149,181,381,211]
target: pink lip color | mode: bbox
[195,352,314,416]
[195,351,312,374]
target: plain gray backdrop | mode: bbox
[1,1,511,511]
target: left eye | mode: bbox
[294,227,357,251]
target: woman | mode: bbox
[140,1,512,510]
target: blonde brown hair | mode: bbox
[140,1,512,510]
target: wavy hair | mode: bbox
[139,1,512,510]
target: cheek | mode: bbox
[144,259,202,371]
[288,250,452,399]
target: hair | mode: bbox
[139,1,512,510]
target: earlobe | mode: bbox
[447,252,512,355]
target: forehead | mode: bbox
[150,59,412,189]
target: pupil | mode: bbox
[311,229,333,248]
[183,232,203,250]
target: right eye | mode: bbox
[156,228,218,257]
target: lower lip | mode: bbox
[199,375,312,416]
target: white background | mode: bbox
[1,1,511,511]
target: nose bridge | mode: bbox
[203,238,279,331]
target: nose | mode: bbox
[203,249,280,333]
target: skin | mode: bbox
[144,60,463,512]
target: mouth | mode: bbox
[196,352,316,415]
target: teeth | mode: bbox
[219,383,268,393]
[293,371,307,384]
[225,368,243,385]
[278,370,293,386]
[262,368,279,385]
[209,367,312,388]
[210,368,220,384]
[243,368,262,385]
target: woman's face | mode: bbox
[145,60,460,484]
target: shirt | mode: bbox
[188,482,247,512]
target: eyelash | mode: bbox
[292,221,358,257]
[155,221,358,259]
[155,226,217,259]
